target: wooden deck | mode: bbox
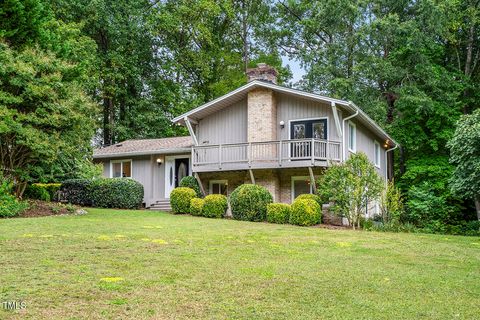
[192,139,341,172]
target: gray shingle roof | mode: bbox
[93,136,192,158]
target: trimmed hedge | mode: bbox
[90,178,144,209]
[290,198,321,226]
[295,193,322,206]
[267,203,291,224]
[202,194,228,218]
[60,179,92,206]
[170,187,196,214]
[179,176,203,198]
[230,184,273,221]
[190,198,204,216]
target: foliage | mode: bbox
[317,153,384,229]
[190,198,205,216]
[379,180,404,224]
[170,187,196,214]
[179,176,203,198]
[60,179,92,206]
[0,177,28,217]
[89,178,143,209]
[448,109,480,219]
[289,199,321,226]
[266,203,291,224]
[294,194,322,206]
[24,183,62,202]
[202,194,228,219]
[230,184,273,222]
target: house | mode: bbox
[93,63,398,210]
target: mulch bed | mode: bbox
[17,200,80,218]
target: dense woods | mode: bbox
[1,0,479,228]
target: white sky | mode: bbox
[282,56,305,83]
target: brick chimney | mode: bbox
[246,63,278,84]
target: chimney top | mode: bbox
[246,63,278,84]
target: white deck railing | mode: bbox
[192,139,341,170]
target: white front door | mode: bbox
[165,157,176,198]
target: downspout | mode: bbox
[342,102,359,161]
[384,143,398,184]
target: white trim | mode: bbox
[93,148,191,159]
[331,102,343,138]
[164,155,191,198]
[184,117,199,146]
[348,121,357,153]
[374,141,381,168]
[109,159,133,178]
[287,117,329,140]
[209,180,228,195]
[291,176,313,202]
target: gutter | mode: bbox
[342,102,359,161]
[384,143,399,184]
[92,148,192,159]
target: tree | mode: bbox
[0,42,96,196]
[379,180,404,224]
[317,153,384,229]
[448,109,480,220]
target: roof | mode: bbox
[172,80,398,147]
[93,136,192,159]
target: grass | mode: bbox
[0,209,479,319]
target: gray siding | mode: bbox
[276,93,343,142]
[197,99,247,145]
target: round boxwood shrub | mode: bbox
[90,178,144,209]
[179,176,203,198]
[190,198,204,216]
[289,198,322,226]
[295,193,322,206]
[230,184,273,221]
[170,187,196,214]
[202,194,228,218]
[266,203,291,224]
[60,179,92,206]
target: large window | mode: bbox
[374,141,381,168]
[348,121,356,152]
[111,160,132,178]
[209,180,228,195]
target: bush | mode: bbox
[0,179,28,218]
[190,198,204,216]
[230,184,273,221]
[90,178,144,209]
[179,176,203,198]
[170,187,196,214]
[266,203,291,224]
[295,194,322,206]
[24,183,62,202]
[289,199,321,226]
[60,179,92,206]
[24,184,51,202]
[202,194,228,218]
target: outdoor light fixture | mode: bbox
[156,158,163,166]
[279,120,285,128]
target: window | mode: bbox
[374,141,381,168]
[291,176,313,201]
[110,160,132,178]
[209,180,228,196]
[348,122,356,152]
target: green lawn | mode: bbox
[0,209,479,319]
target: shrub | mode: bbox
[90,178,144,209]
[295,194,322,206]
[24,184,51,202]
[170,187,196,214]
[289,199,321,226]
[230,184,273,221]
[0,179,28,218]
[179,176,203,198]
[266,203,291,224]
[202,194,228,218]
[190,198,204,216]
[60,179,92,206]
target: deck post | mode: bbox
[194,172,207,196]
[249,169,256,184]
[326,141,330,161]
[218,144,222,169]
[278,140,282,166]
[311,138,315,165]
[308,167,317,194]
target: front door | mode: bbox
[165,157,190,198]
[290,118,327,158]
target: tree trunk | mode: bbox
[475,195,480,221]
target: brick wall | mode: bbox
[247,88,277,143]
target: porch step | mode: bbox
[149,200,172,211]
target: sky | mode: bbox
[282,56,305,83]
